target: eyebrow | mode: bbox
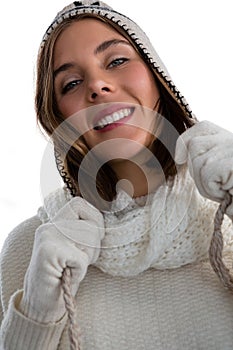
[94,39,131,55]
[53,39,131,79]
[54,63,75,79]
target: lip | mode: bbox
[92,103,135,129]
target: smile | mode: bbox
[93,107,134,131]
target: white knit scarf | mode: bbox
[38,167,231,277]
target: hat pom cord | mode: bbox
[61,268,82,350]
[209,192,233,291]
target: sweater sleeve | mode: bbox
[0,290,67,350]
[0,215,67,349]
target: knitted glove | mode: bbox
[19,197,105,324]
[175,120,233,219]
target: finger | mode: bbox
[226,200,233,219]
[200,159,230,201]
[204,158,233,193]
[175,134,213,167]
[221,168,233,191]
[54,196,104,227]
[180,120,221,142]
[53,220,101,246]
[174,133,189,165]
[69,197,104,225]
[175,121,219,165]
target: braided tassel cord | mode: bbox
[209,192,233,291]
[61,268,82,350]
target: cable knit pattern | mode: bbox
[1,168,233,349]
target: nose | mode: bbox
[86,72,115,101]
[91,86,110,99]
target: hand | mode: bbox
[20,197,105,323]
[175,120,233,218]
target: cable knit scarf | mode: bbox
[38,167,233,277]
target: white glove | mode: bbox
[175,120,233,219]
[20,197,105,324]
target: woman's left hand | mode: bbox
[175,120,233,218]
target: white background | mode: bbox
[0,0,233,249]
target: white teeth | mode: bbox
[106,115,113,123]
[112,112,119,121]
[95,108,132,129]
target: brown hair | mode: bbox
[36,14,195,207]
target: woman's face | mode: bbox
[53,18,161,160]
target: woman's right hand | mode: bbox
[19,197,105,324]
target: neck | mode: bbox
[111,159,165,198]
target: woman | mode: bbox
[0,1,233,349]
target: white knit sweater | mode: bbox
[0,168,233,349]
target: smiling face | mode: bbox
[53,18,161,161]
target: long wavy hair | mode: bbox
[36,14,195,208]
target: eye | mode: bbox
[108,57,129,68]
[62,79,82,94]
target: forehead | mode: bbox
[55,18,128,50]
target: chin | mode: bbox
[90,138,153,164]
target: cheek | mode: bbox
[127,64,158,106]
[57,96,83,119]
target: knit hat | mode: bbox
[41,0,194,121]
